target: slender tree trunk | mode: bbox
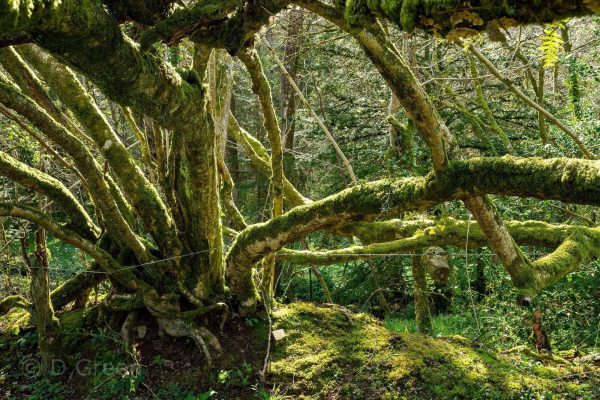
[474,258,487,301]
[411,255,432,335]
[280,10,304,185]
[537,64,549,144]
[368,260,390,316]
[262,37,358,185]
[28,226,62,376]
[469,45,594,159]
[465,50,512,152]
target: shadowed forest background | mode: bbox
[0,1,599,399]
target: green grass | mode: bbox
[385,313,476,337]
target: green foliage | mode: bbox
[22,379,68,400]
[540,22,565,68]
[216,362,253,388]
[156,384,217,400]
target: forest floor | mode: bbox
[0,302,598,399]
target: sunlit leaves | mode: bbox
[540,21,566,68]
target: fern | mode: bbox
[540,22,564,68]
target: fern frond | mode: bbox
[540,23,564,68]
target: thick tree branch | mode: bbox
[0,81,153,263]
[0,202,157,297]
[0,150,98,240]
[343,0,595,36]
[139,0,242,48]
[226,156,600,308]
[279,218,600,297]
[50,267,105,310]
[18,44,179,253]
[283,218,585,264]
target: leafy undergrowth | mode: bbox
[0,302,598,399]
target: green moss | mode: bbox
[0,308,31,337]
[57,308,97,330]
[269,302,599,399]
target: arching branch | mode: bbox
[294,1,543,311]
[0,202,159,298]
[0,80,154,263]
[0,150,98,240]
[279,218,600,297]
[226,156,600,310]
[228,112,310,208]
[279,218,587,264]
[18,44,179,253]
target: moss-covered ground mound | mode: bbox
[270,302,599,399]
[0,302,598,399]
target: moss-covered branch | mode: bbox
[285,218,589,260]
[295,0,532,297]
[189,0,291,54]
[468,45,596,159]
[239,46,285,295]
[50,267,105,310]
[226,156,600,308]
[0,0,209,139]
[343,0,594,37]
[228,112,310,208]
[278,217,600,297]
[0,80,153,264]
[0,47,67,125]
[411,255,432,334]
[139,0,242,48]
[0,202,160,300]
[278,218,589,265]
[103,0,176,25]
[525,233,600,297]
[0,150,98,240]
[18,44,180,255]
[0,294,30,314]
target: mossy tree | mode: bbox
[0,0,599,357]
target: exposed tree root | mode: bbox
[121,310,140,344]
[157,318,221,368]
